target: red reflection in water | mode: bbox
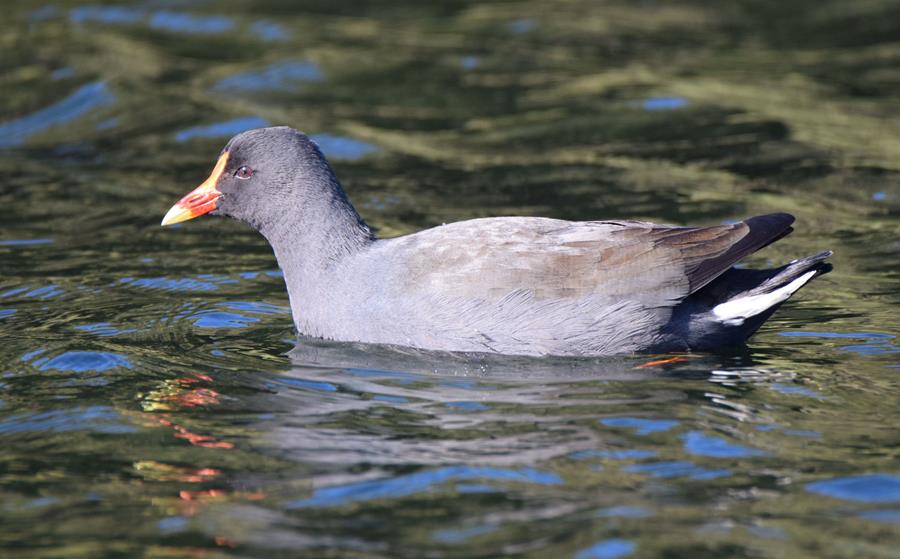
[214,536,236,548]
[142,373,235,448]
[134,460,221,483]
[635,355,690,369]
[157,416,235,449]
[138,371,266,548]
[176,488,267,517]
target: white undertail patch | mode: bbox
[712,271,817,326]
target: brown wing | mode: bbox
[650,212,795,293]
[394,213,795,307]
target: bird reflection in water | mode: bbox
[130,371,266,552]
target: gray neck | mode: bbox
[257,172,374,324]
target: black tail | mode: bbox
[683,251,833,350]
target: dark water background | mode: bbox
[2,1,899,557]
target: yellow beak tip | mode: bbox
[161,206,191,227]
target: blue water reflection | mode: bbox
[0,406,135,434]
[643,96,688,111]
[157,516,189,534]
[782,429,821,438]
[95,117,118,130]
[461,55,480,70]
[213,61,324,92]
[68,6,234,34]
[570,449,656,460]
[432,524,497,543]
[839,343,900,355]
[770,383,825,399]
[373,395,408,403]
[290,466,562,508]
[175,116,270,142]
[51,68,75,80]
[0,82,113,147]
[174,120,377,161]
[191,311,260,329]
[1,285,64,299]
[780,331,900,354]
[806,474,900,503]
[75,323,139,337]
[346,368,417,383]
[681,431,767,458]
[273,377,339,393]
[596,505,653,518]
[507,19,536,34]
[456,483,499,494]
[858,509,900,523]
[190,300,289,328]
[24,496,59,509]
[69,6,144,24]
[148,11,233,34]
[779,331,894,339]
[0,239,53,246]
[624,460,729,480]
[222,301,288,315]
[251,20,289,41]
[21,349,46,362]
[37,351,132,372]
[119,276,236,292]
[446,401,489,412]
[600,417,679,435]
[310,134,378,161]
[574,538,636,559]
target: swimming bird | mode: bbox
[162,126,831,356]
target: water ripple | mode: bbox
[289,466,562,508]
[251,20,289,41]
[0,82,113,147]
[175,116,270,142]
[432,524,497,543]
[575,539,636,559]
[570,449,657,460]
[624,460,730,480]
[1,285,65,300]
[148,11,234,34]
[596,505,653,518]
[643,96,689,111]
[806,474,900,503]
[0,406,135,435]
[0,239,53,246]
[69,6,143,24]
[778,331,894,339]
[213,61,324,92]
[311,134,379,161]
[681,431,768,458]
[599,417,679,435]
[191,311,260,329]
[75,323,140,337]
[858,509,900,524]
[118,276,234,292]
[36,351,132,372]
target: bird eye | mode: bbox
[234,166,253,179]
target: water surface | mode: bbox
[2,1,899,557]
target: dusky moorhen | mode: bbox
[162,126,831,356]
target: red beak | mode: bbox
[161,151,229,226]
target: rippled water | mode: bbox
[2,1,899,557]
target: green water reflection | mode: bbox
[1,1,898,557]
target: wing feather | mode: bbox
[393,213,795,308]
